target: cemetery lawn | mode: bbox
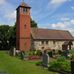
[0,51,58,74]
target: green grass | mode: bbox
[0,51,58,74]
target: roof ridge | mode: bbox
[31,28,68,32]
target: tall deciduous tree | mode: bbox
[31,18,38,28]
[0,25,10,50]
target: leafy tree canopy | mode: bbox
[31,18,38,28]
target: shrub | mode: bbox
[49,60,60,72]
[57,56,66,62]
[49,56,71,73]
[48,51,53,57]
[35,50,42,56]
[18,51,26,60]
[58,50,63,55]
[68,49,74,60]
[69,49,74,54]
[28,50,35,55]
[71,54,74,60]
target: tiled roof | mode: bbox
[31,28,74,40]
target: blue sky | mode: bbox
[0,0,74,35]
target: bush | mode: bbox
[18,51,26,60]
[48,51,53,57]
[28,50,42,56]
[28,50,35,55]
[49,56,71,73]
[57,56,66,62]
[69,49,74,54]
[71,54,74,60]
[49,60,60,72]
[35,50,42,56]
[58,50,63,55]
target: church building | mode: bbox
[16,1,74,51]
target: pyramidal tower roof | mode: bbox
[20,0,31,8]
[16,0,31,10]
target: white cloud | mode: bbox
[50,0,67,4]
[51,19,74,29]
[63,21,70,25]
[5,11,16,20]
[0,0,16,25]
[70,20,74,24]
[51,22,67,29]
[0,0,6,5]
[49,19,74,36]
[60,17,70,21]
[71,6,74,10]
[69,29,74,36]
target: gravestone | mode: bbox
[13,47,16,56]
[42,50,49,68]
[10,47,16,56]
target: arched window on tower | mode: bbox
[24,24,26,28]
[23,8,27,13]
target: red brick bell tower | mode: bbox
[16,1,31,51]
